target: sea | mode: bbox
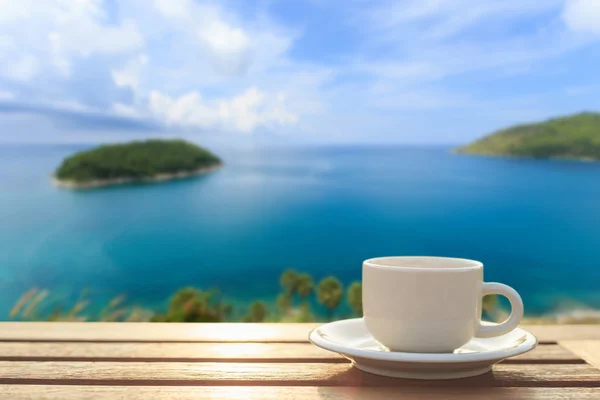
[1,144,600,319]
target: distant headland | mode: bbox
[54,139,222,189]
[456,112,600,161]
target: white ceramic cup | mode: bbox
[363,256,523,353]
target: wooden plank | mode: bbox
[560,341,600,369]
[1,386,600,400]
[0,323,318,342]
[0,343,579,363]
[526,325,600,343]
[0,362,598,387]
[508,345,581,363]
[1,323,600,342]
[0,343,344,363]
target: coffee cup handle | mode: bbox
[476,282,524,338]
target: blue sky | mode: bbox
[0,0,599,145]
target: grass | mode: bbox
[11,288,152,322]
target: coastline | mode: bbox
[452,149,598,162]
[53,164,222,190]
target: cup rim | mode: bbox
[363,256,483,272]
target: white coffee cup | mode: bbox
[363,256,523,353]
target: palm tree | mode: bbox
[296,273,315,320]
[347,281,362,315]
[296,273,314,301]
[280,268,299,296]
[276,293,292,314]
[247,301,268,322]
[316,276,343,320]
[151,287,222,322]
[297,301,314,322]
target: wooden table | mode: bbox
[0,323,599,399]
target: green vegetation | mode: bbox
[296,273,314,302]
[10,269,360,323]
[10,288,151,322]
[280,269,299,295]
[347,282,363,315]
[151,287,231,322]
[456,112,600,160]
[276,293,292,314]
[55,139,222,186]
[10,270,520,323]
[316,276,344,320]
[244,301,269,322]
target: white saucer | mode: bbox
[309,318,537,380]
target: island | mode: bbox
[54,139,222,189]
[455,112,600,161]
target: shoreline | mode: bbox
[53,164,222,190]
[452,149,598,162]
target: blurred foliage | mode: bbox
[347,281,363,315]
[280,268,299,296]
[276,293,292,314]
[11,288,151,322]
[482,294,498,316]
[11,269,354,322]
[316,276,344,320]
[14,269,593,324]
[296,273,314,300]
[55,139,221,183]
[244,301,268,322]
[151,287,230,322]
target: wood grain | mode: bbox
[1,323,599,342]
[560,341,600,369]
[0,343,579,363]
[0,323,318,342]
[1,386,600,400]
[0,343,343,363]
[526,325,600,343]
[0,362,598,387]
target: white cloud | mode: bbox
[120,0,305,133]
[0,0,143,81]
[197,20,252,75]
[153,0,193,20]
[563,0,600,35]
[65,20,143,56]
[0,91,14,101]
[4,0,594,143]
[346,0,590,97]
[363,0,563,41]
[0,35,15,50]
[112,103,143,118]
[149,0,292,76]
[149,87,297,133]
[0,0,314,136]
[48,99,92,113]
[5,54,39,82]
[111,55,148,91]
[48,32,71,76]
[355,61,444,81]
[368,88,472,110]
[0,0,31,23]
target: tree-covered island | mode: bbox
[456,112,600,161]
[54,139,222,189]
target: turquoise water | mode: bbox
[1,144,600,318]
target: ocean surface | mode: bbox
[1,144,600,319]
